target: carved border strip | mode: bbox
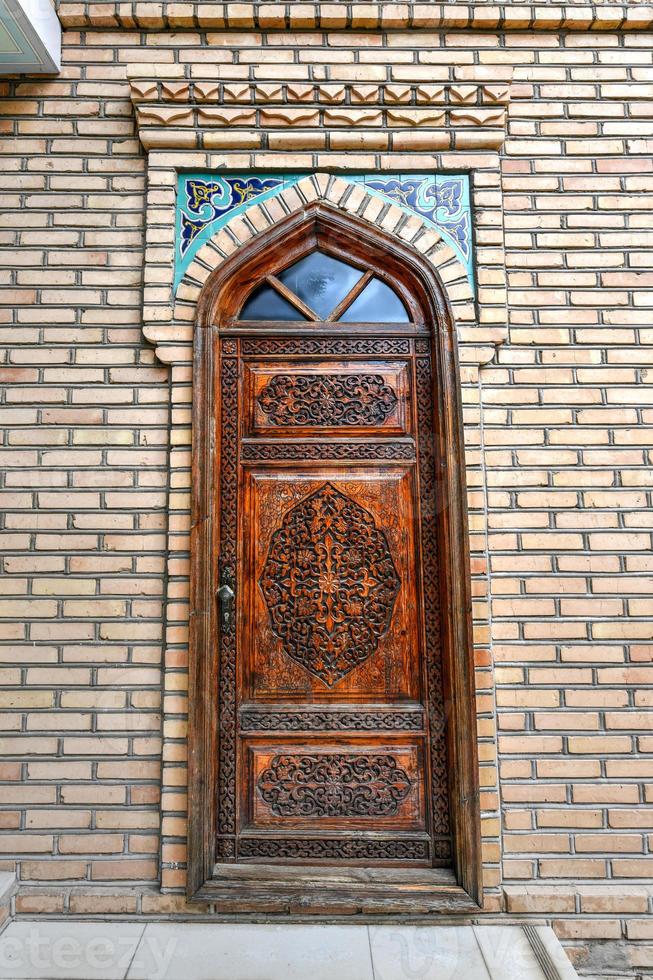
[240,710,424,731]
[237,837,431,861]
[416,353,451,838]
[217,347,238,847]
[241,443,416,461]
[241,338,412,356]
[136,106,505,130]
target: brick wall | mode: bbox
[1,9,652,976]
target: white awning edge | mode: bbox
[0,0,61,74]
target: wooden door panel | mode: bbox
[243,358,411,438]
[241,466,422,703]
[213,325,454,871]
[241,739,427,832]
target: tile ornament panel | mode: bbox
[175,174,302,288]
[353,174,472,272]
[175,172,473,291]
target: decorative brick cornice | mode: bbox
[130,79,511,108]
[127,65,511,152]
[57,2,653,32]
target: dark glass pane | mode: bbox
[277,250,363,320]
[339,278,409,323]
[240,283,304,321]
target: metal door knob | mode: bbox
[217,582,235,633]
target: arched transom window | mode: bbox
[240,248,410,323]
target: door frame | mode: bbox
[186,203,482,911]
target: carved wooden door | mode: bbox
[213,236,453,873]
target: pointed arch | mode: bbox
[187,199,482,911]
[150,173,478,362]
[193,197,467,330]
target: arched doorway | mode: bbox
[187,204,481,912]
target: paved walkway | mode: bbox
[0,920,578,980]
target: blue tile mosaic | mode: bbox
[352,174,471,263]
[175,172,473,291]
[175,174,303,289]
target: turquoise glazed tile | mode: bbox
[353,173,472,284]
[174,172,474,292]
[175,174,302,289]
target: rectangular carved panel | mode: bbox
[242,740,426,832]
[237,836,432,864]
[243,359,411,438]
[241,467,422,703]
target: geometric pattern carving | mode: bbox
[257,374,398,427]
[238,837,429,861]
[241,443,415,461]
[256,753,412,818]
[260,483,400,686]
[241,710,423,731]
[243,338,411,356]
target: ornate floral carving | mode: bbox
[256,374,398,428]
[260,483,400,686]
[215,836,236,859]
[256,753,412,818]
[238,837,429,861]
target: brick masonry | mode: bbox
[1,3,653,976]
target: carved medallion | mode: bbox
[256,753,412,818]
[260,483,400,686]
[257,373,398,427]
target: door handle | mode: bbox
[217,580,235,634]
